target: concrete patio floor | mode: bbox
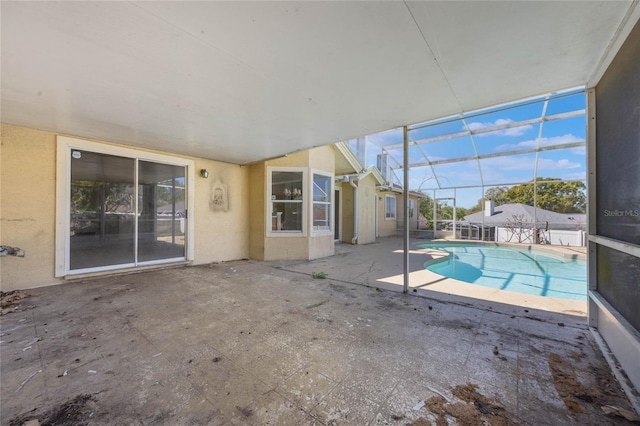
[1,238,637,425]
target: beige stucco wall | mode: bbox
[248,163,266,260]
[1,124,250,291]
[1,125,61,290]
[336,174,377,245]
[257,150,310,261]
[249,145,335,261]
[341,184,355,244]
[192,159,250,265]
[377,190,398,237]
[356,175,377,245]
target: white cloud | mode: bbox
[571,146,586,155]
[466,118,532,137]
[481,157,535,171]
[495,134,582,152]
[537,158,581,170]
[481,155,580,172]
[563,171,588,180]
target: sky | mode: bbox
[347,89,587,208]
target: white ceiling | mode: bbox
[1,1,637,165]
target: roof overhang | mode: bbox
[2,1,639,164]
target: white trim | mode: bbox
[55,136,195,277]
[134,158,140,265]
[334,142,363,174]
[588,235,640,258]
[266,166,307,237]
[310,169,334,236]
[374,193,379,238]
[589,290,640,404]
[385,194,397,220]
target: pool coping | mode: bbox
[418,240,587,261]
[391,241,588,318]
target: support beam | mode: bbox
[403,126,410,294]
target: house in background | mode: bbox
[375,185,424,238]
[333,142,421,244]
[461,201,587,246]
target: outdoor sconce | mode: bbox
[200,169,209,178]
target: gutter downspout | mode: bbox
[349,176,358,244]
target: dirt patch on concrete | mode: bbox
[549,352,596,414]
[407,418,431,426]
[1,290,31,315]
[548,352,637,422]
[422,383,523,426]
[9,394,97,426]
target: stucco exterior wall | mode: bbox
[252,146,335,261]
[192,159,250,265]
[248,163,266,260]
[1,125,61,290]
[309,234,334,260]
[264,237,309,260]
[308,145,334,172]
[356,175,377,245]
[260,150,309,261]
[341,184,355,244]
[377,190,398,237]
[1,124,250,291]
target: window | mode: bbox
[385,195,396,220]
[56,136,194,276]
[409,199,415,219]
[312,172,332,233]
[269,169,305,233]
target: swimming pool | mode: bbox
[420,243,586,300]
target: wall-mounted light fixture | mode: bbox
[200,169,209,178]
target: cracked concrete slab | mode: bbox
[1,238,636,425]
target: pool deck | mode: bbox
[279,238,588,319]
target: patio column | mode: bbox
[403,126,409,293]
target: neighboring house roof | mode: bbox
[462,203,586,228]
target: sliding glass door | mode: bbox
[69,150,186,272]
[137,160,186,263]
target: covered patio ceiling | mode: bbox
[1,1,639,165]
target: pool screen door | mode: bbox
[69,150,186,272]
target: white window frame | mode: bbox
[409,199,415,219]
[55,136,195,277]
[310,169,333,235]
[266,167,307,237]
[385,195,396,220]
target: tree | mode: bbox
[467,186,508,213]
[503,214,534,243]
[419,194,435,221]
[503,179,586,213]
[469,178,586,214]
[419,195,467,229]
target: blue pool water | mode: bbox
[420,243,586,300]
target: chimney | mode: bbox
[377,153,389,184]
[485,200,495,217]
